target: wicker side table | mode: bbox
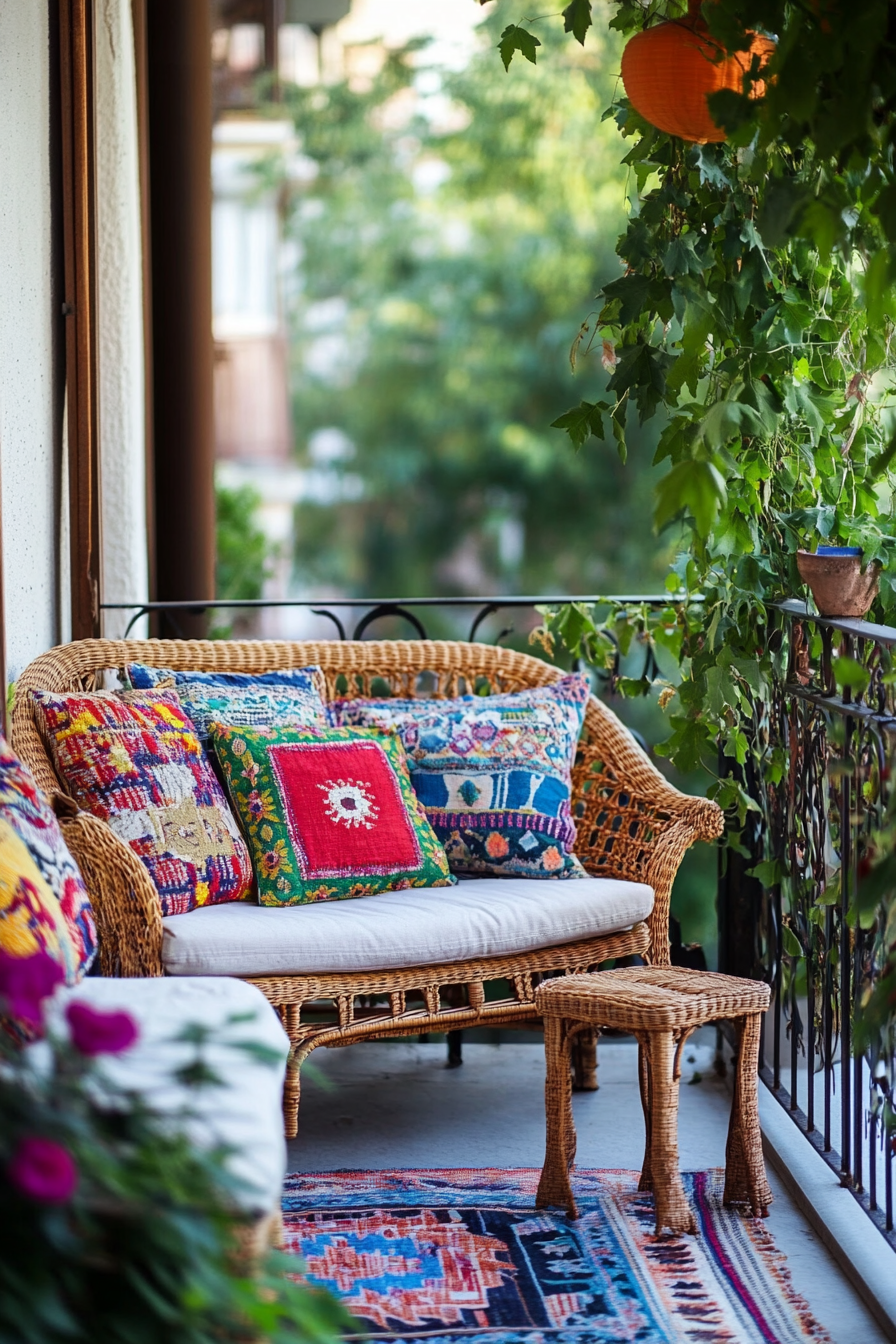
[534,967,772,1235]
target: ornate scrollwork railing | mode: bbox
[101,593,673,645]
[735,600,896,1246]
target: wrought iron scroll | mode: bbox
[754,601,896,1246]
[104,594,678,693]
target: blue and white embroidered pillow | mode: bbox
[332,673,590,878]
[123,664,329,748]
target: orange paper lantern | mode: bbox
[621,1,775,144]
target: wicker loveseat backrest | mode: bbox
[11,637,723,964]
[13,638,565,796]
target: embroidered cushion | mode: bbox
[123,664,329,747]
[0,733,96,973]
[32,690,253,918]
[0,817,79,987]
[332,673,591,878]
[210,724,455,906]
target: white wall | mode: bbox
[95,0,149,640]
[0,0,149,671]
[0,2,64,678]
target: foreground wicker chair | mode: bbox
[12,638,723,1137]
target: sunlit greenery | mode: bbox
[276,18,673,600]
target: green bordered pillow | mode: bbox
[210,724,455,906]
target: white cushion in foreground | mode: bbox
[161,876,655,978]
[52,977,288,1215]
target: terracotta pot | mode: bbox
[796,549,881,619]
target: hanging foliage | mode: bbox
[487,0,896,1075]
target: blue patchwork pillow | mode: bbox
[124,664,329,747]
[332,673,590,878]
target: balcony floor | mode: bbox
[287,1034,889,1344]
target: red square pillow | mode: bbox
[211,724,454,905]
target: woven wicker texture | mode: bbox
[12,639,722,1137]
[535,968,772,1234]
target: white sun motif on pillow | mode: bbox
[318,778,379,829]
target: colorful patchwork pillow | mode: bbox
[123,664,329,746]
[331,673,591,878]
[210,724,455,906]
[0,733,96,973]
[32,690,253,918]
[0,817,79,995]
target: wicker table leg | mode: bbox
[644,1029,696,1236]
[636,1038,653,1194]
[536,1015,578,1218]
[724,1012,773,1217]
[283,1053,301,1140]
[571,1027,598,1091]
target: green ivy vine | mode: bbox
[487,0,896,1061]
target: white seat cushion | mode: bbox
[50,977,288,1214]
[160,876,654,978]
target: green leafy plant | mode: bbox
[479,0,896,799]
[0,951,350,1343]
[485,0,896,1062]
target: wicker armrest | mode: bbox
[571,697,724,965]
[53,800,164,978]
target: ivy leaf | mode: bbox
[654,459,728,536]
[857,851,896,917]
[868,429,896,480]
[608,342,674,422]
[550,400,607,449]
[663,235,703,278]
[756,179,809,247]
[832,655,870,691]
[562,0,592,45]
[498,25,541,70]
[601,273,653,325]
[705,664,738,717]
[697,399,767,449]
[864,249,894,328]
[782,925,804,959]
[747,858,783,887]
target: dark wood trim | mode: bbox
[131,0,156,616]
[58,0,101,639]
[146,2,216,636]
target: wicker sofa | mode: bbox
[12,638,723,1138]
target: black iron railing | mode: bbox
[723,599,896,1247]
[100,594,672,646]
[101,591,896,1248]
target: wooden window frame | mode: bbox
[58,0,101,640]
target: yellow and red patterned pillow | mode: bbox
[0,817,78,992]
[0,732,96,973]
[211,724,454,905]
[32,690,253,917]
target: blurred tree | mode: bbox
[215,482,271,602]
[277,13,672,601]
[212,481,273,637]
[269,22,716,951]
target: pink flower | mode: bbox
[65,1001,139,1056]
[0,950,65,1032]
[8,1136,78,1204]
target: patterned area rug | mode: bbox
[281,1168,831,1344]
